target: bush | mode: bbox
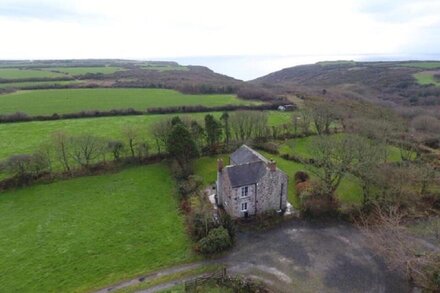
[298,181,340,218]
[254,142,279,154]
[198,227,232,255]
[191,212,218,241]
[178,175,203,197]
[218,212,236,240]
[294,171,309,183]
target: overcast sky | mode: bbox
[0,0,439,79]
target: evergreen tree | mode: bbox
[204,114,222,153]
[167,123,199,177]
[220,112,231,146]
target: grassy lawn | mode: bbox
[194,151,363,209]
[0,68,66,79]
[280,134,403,162]
[0,88,257,116]
[0,111,290,163]
[42,66,124,75]
[413,71,440,86]
[0,164,194,292]
[401,61,440,69]
[0,80,82,89]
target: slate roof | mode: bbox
[230,145,269,165]
[226,161,267,187]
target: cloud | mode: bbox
[0,0,438,78]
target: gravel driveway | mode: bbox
[221,220,409,293]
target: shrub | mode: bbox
[218,212,236,240]
[294,171,309,183]
[198,227,232,255]
[191,212,218,241]
[178,175,204,197]
[254,142,279,154]
[107,140,124,160]
[298,181,340,218]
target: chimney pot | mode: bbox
[269,159,276,172]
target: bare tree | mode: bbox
[350,136,388,206]
[309,134,358,198]
[296,109,312,134]
[122,125,140,158]
[229,111,268,142]
[107,140,124,161]
[69,135,105,167]
[306,99,337,135]
[52,131,71,172]
[357,206,440,291]
[136,141,150,161]
[151,119,172,154]
[36,142,54,173]
[4,154,33,179]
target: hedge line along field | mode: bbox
[0,66,124,80]
[0,88,259,115]
[41,66,124,75]
[0,164,194,292]
[0,111,291,162]
[0,68,67,79]
[401,61,440,69]
[0,80,83,89]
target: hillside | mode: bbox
[252,61,440,107]
[0,59,244,95]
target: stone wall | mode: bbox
[256,169,288,213]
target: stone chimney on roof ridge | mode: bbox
[268,159,276,172]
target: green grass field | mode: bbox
[0,111,290,164]
[43,66,124,75]
[0,80,82,89]
[0,164,193,292]
[0,88,257,115]
[279,135,403,162]
[413,71,440,86]
[401,61,440,69]
[141,65,189,72]
[0,68,66,79]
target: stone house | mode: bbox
[216,145,288,218]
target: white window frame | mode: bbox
[241,186,249,197]
[241,202,248,211]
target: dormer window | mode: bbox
[241,186,249,197]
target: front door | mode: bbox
[241,202,248,218]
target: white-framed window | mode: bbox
[241,186,249,197]
[241,202,248,211]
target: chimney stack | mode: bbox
[268,159,276,172]
[217,159,224,172]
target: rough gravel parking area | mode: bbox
[222,220,408,293]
